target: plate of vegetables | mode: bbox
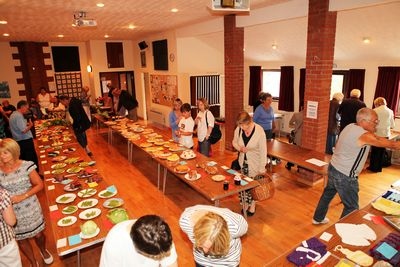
[57,216,77,227]
[79,208,101,220]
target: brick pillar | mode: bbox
[302,0,337,152]
[224,15,244,151]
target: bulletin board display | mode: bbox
[55,72,82,97]
[150,74,178,107]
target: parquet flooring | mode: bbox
[25,122,400,267]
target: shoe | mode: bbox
[87,152,93,157]
[40,249,54,264]
[312,217,329,225]
[285,163,292,171]
[247,207,256,217]
[272,160,277,166]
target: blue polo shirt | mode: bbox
[9,111,33,141]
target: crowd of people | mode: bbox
[1,85,399,266]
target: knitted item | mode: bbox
[287,238,328,266]
[370,233,400,266]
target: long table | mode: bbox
[267,139,331,186]
[265,203,396,266]
[101,118,261,218]
[35,122,130,267]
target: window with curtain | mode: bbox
[262,69,281,99]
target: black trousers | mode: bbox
[17,138,39,172]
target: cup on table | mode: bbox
[234,175,241,185]
[223,180,229,190]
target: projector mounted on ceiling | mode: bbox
[73,11,97,27]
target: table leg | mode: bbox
[77,249,81,267]
[162,167,167,194]
[214,200,220,207]
[157,163,160,189]
[239,191,248,220]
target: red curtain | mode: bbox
[347,69,365,100]
[248,66,262,106]
[374,66,400,114]
[299,68,306,111]
[278,66,294,111]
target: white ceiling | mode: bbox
[0,0,398,63]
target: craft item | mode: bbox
[334,245,373,266]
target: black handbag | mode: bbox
[231,153,241,170]
[206,111,222,144]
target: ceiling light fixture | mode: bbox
[87,65,93,73]
[128,24,136,29]
[272,44,278,50]
[96,3,105,7]
[104,34,109,38]
[0,21,7,25]
[57,34,64,38]
[3,33,9,37]
[171,8,179,13]
[363,37,371,44]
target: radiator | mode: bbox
[148,109,165,125]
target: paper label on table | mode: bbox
[179,161,187,165]
[207,161,217,166]
[376,242,397,260]
[363,213,373,221]
[221,165,229,170]
[240,180,248,186]
[319,232,333,242]
[48,185,55,190]
[40,150,45,153]
[61,179,72,185]
[40,155,46,158]
[243,176,253,182]
[44,171,50,175]
[57,238,67,248]
[88,182,98,188]
[68,234,82,246]
[41,160,47,164]
[227,169,239,175]
[49,204,58,211]
[107,185,117,193]
[305,158,328,167]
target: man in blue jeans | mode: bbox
[312,108,400,225]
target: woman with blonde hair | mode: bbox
[195,98,216,157]
[179,205,248,267]
[0,138,53,266]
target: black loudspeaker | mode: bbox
[138,41,148,50]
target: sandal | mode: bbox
[39,249,54,264]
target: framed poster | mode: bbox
[0,81,11,98]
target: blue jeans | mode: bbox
[313,164,359,221]
[198,139,211,157]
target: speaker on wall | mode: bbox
[138,41,148,50]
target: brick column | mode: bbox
[224,15,244,151]
[302,0,337,152]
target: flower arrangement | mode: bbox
[95,96,104,105]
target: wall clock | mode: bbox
[169,53,175,62]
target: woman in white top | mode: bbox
[36,87,52,115]
[195,98,215,157]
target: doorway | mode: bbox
[99,71,136,98]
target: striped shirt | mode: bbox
[0,188,15,249]
[179,205,248,267]
[331,123,370,177]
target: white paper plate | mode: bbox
[56,193,76,204]
[79,208,101,220]
[51,163,67,169]
[57,216,77,227]
[77,188,97,198]
[77,198,98,209]
[103,198,124,209]
[67,167,83,174]
[98,189,117,199]
[51,169,65,175]
[80,227,100,239]
[184,173,201,181]
[212,175,225,182]
[62,205,78,215]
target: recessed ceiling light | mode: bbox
[96,3,105,7]
[3,33,10,37]
[171,8,179,13]
[272,44,278,50]
[57,34,64,38]
[0,21,7,25]
[104,34,109,38]
[128,24,136,29]
[362,37,371,44]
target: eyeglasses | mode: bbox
[364,119,379,125]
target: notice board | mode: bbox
[150,74,178,107]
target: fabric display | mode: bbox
[372,260,393,267]
[370,233,400,266]
[335,223,377,246]
[334,245,373,266]
[381,190,400,203]
[286,237,331,266]
[372,197,400,215]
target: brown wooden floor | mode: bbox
[27,123,400,267]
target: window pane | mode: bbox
[262,70,281,98]
[330,74,344,99]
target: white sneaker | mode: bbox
[272,160,277,166]
[312,218,329,225]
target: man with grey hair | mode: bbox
[337,89,366,133]
[312,108,400,224]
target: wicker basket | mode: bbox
[250,174,275,201]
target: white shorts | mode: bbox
[0,239,22,267]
